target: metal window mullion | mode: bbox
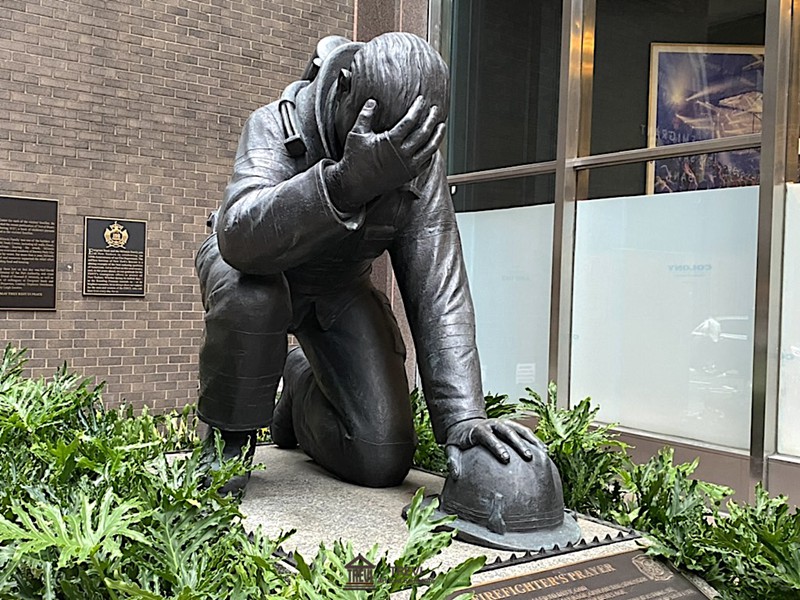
[575,0,596,201]
[428,0,444,53]
[549,0,589,408]
[447,161,557,185]
[751,0,792,500]
[430,0,452,162]
[571,133,762,170]
[786,0,800,181]
[446,133,760,187]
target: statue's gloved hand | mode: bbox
[444,418,547,480]
[326,96,445,213]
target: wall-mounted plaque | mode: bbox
[83,217,146,297]
[0,196,58,310]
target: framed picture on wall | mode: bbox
[646,44,764,194]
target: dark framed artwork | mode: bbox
[647,44,764,194]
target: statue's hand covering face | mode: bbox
[333,32,450,149]
[325,33,450,212]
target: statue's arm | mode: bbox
[390,153,487,443]
[216,105,364,275]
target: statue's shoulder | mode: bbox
[242,102,282,135]
[248,101,280,122]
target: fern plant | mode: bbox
[290,490,483,599]
[0,347,482,599]
[526,384,630,517]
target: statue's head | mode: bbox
[334,32,449,148]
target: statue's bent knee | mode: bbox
[348,437,415,488]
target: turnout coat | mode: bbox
[206,41,486,444]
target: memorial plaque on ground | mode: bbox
[455,550,707,600]
[0,196,58,310]
[83,217,146,297]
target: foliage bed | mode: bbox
[413,383,800,600]
[4,341,799,600]
[0,347,482,599]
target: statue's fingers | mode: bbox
[390,95,425,139]
[445,445,463,480]
[505,420,546,450]
[473,426,510,464]
[411,123,445,169]
[403,106,440,153]
[353,99,377,134]
[491,422,532,460]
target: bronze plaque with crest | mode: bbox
[83,217,147,297]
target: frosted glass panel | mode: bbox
[572,187,758,449]
[457,204,553,400]
[779,184,800,456]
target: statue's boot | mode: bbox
[201,428,257,495]
[270,347,302,449]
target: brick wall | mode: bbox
[0,0,354,412]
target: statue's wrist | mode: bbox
[324,162,363,213]
[323,162,344,201]
[445,416,484,440]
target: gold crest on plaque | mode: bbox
[104,221,129,249]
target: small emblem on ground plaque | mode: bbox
[632,553,674,582]
[455,550,707,599]
[342,553,434,590]
[83,217,146,297]
[343,554,375,590]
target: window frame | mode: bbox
[431,0,795,499]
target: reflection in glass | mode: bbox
[571,186,758,449]
[648,45,763,194]
[583,163,648,200]
[584,160,758,201]
[589,0,765,158]
[447,0,561,175]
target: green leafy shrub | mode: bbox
[525,384,630,517]
[289,491,483,600]
[707,484,800,599]
[611,449,800,599]
[0,347,482,599]
[410,382,800,598]
[411,389,448,475]
[608,448,731,581]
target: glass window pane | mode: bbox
[452,173,555,212]
[447,0,561,174]
[583,158,759,200]
[779,184,800,456]
[455,177,554,400]
[571,182,758,449]
[584,163,649,200]
[590,0,766,155]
